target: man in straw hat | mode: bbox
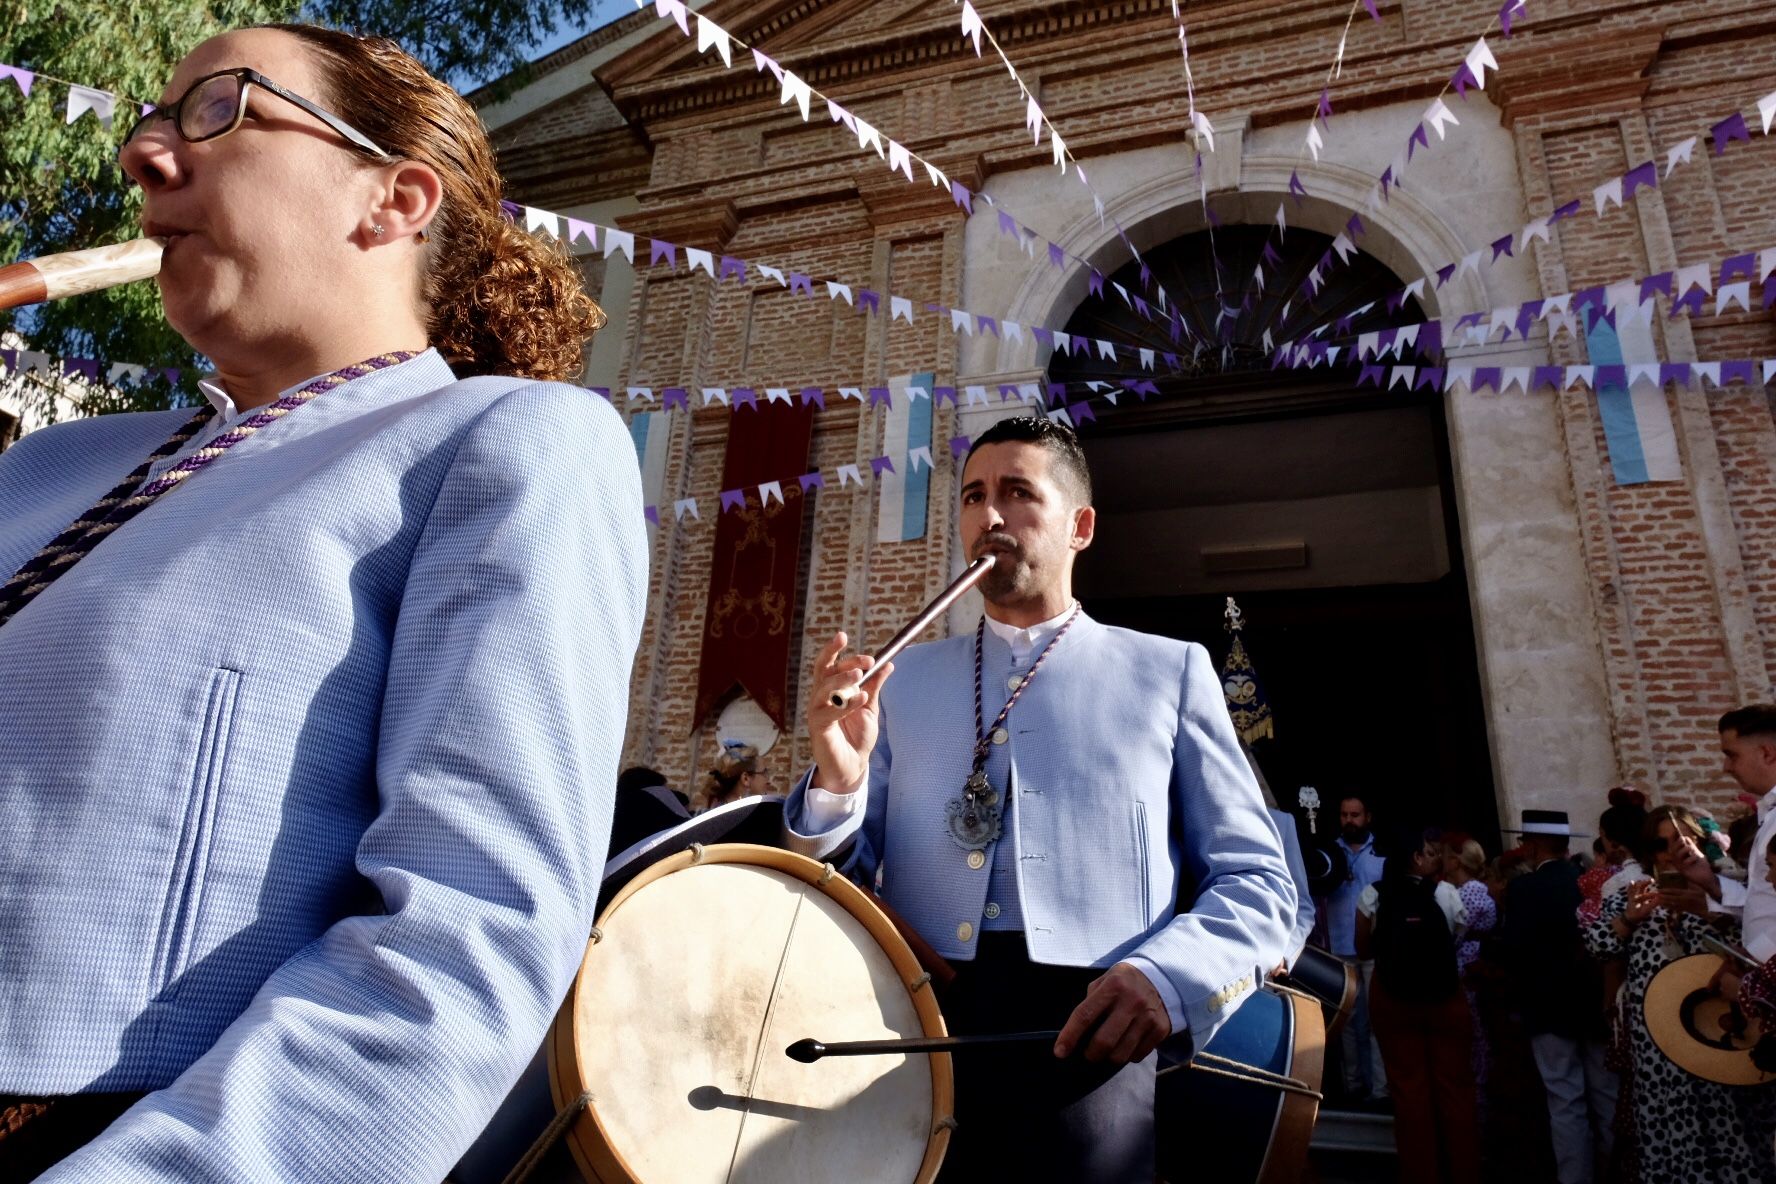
[1501,809,1619,1184]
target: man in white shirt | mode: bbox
[1327,794,1389,1103]
[1721,705,1776,961]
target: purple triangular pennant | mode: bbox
[950,181,973,213]
[868,386,892,409]
[649,239,678,269]
[644,505,660,526]
[857,289,881,315]
[1358,364,1386,388]
[720,489,747,513]
[1640,272,1673,302]
[1532,366,1564,391]
[1622,161,1658,201]
[499,200,521,222]
[1289,170,1307,203]
[1408,123,1429,160]
[719,255,746,282]
[1049,242,1066,268]
[790,273,814,297]
[1549,199,1581,224]
[1088,271,1105,298]
[800,386,826,409]
[950,435,972,459]
[798,472,826,493]
[1491,233,1515,262]
[662,387,689,412]
[1451,63,1478,99]
[732,387,759,410]
[1472,367,1501,392]
[1436,262,1457,287]
[1069,402,1096,424]
[934,386,959,407]
[1415,367,1444,391]
[1722,254,1757,285]
[869,455,895,477]
[1722,360,1757,385]
[1712,112,1751,155]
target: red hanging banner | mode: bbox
[692,401,817,731]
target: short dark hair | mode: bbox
[1339,793,1372,814]
[1599,798,1649,851]
[963,415,1093,506]
[1721,704,1776,741]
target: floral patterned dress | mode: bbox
[1457,877,1497,1084]
[1583,892,1776,1183]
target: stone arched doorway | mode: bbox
[1051,225,1500,849]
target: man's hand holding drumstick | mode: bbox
[806,631,893,795]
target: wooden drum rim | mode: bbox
[547,842,955,1184]
[1256,988,1326,1184]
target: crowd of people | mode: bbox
[1312,705,1776,1183]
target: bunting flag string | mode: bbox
[1277,244,1776,363]
[951,0,1174,319]
[1243,0,1387,316]
[1258,4,1528,326]
[0,60,152,128]
[623,0,1186,340]
[624,350,1776,530]
[498,199,1172,371]
[1283,82,1776,348]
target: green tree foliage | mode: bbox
[1,0,601,424]
[1,0,300,420]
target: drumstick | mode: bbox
[828,555,995,709]
[0,238,165,311]
[786,1030,1059,1062]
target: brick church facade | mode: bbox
[478,0,1776,839]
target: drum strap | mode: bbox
[496,1090,594,1184]
[1158,1053,1323,1101]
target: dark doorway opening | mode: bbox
[1053,226,1499,851]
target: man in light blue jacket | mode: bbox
[789,415,1296,1182]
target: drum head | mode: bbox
[551,844,952,1184]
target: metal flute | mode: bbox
[0,238,165,311]
[828,554,995,709]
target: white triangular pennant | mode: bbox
[1759,91,1776,136]
[887,140,916,182]
[674,498,700,522]
[1718,281,1752,314]
[765,387,792,405]
[891,296,914,324]
[525,206,559,238]
[1464,37,1497,90]
[602,229,635,262]
[910,446,934,472]
[837,464,864,488]
[700,387,729,407]
[960,0,985,55]
[694,15,733,67]
[757,263,787,286]
[950,308,973,334]
[779,72,812,122]
[759,481,785,507]
[826,281,854,305]
[685,248,715,277]
[1593,177,1624,216]
[1666,136,1697,177]
[1425,99,1459,140]
[626,386,655,404]
[66,85,116,128]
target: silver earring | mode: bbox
[372,224,385,238]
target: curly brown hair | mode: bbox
[272,24,604,380]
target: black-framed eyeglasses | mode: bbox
[122,67,391,161]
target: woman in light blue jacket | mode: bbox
[0,24,646,1181]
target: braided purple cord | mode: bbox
[970,602,1081,769]
[0,351,420,629]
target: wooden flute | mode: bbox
[828,554,995,709]
[0,238,165,311]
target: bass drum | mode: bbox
[459,839,953,1184]
[1156,986,1325,1184]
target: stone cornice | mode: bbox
[615,198,742,249]
[1490,26,1663,131]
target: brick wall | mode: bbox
[493,0,1776,818]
